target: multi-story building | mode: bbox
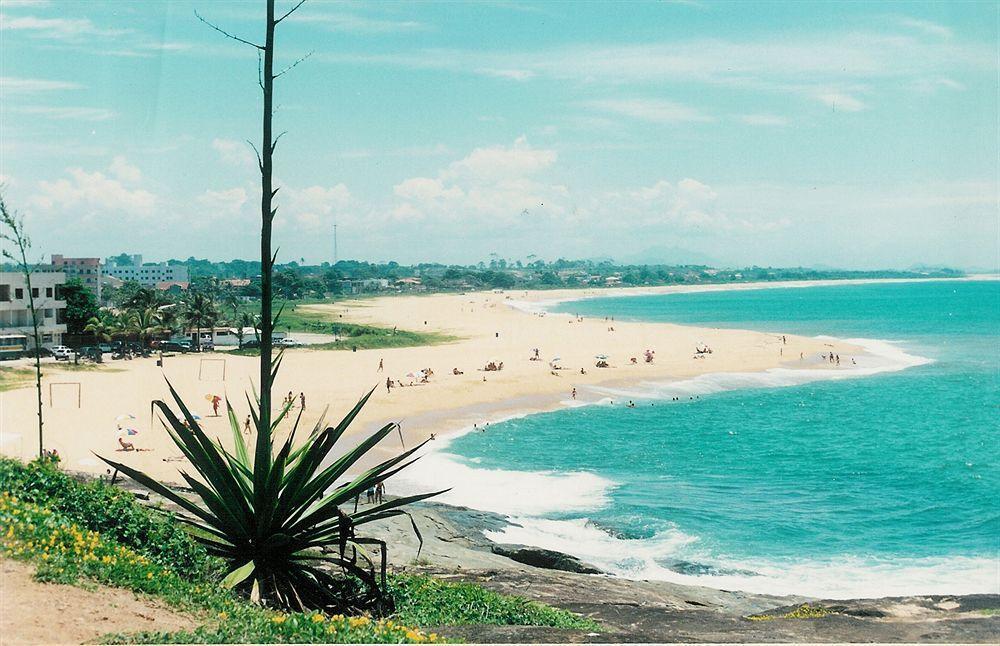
[0,270,68,356]
[105,254,188,286]
[51,254,102,301]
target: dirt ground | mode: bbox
[0,558,198,645]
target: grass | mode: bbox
[746,604,833,621]
[0,366,34,392]
[0,458,600,642]
[227,303,457,354]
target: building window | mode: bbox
[15,288,23,299]
[0,285,8,302]
[42,333,53,342]
[44,309,54,318]
[31,288,39,298]
[46,287,53,297]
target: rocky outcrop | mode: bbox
[490,543,603,575]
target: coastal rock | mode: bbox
[490,543,603,575]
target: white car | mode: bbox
[276,337,302,347]
[50,346,73,361]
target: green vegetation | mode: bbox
[747,604,833,621]
[0,367,35,392]
[389,575,599,630]
[99,367,446,613]
[0,458,598,642]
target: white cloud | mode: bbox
[287,12,426,33]
[899,17,953,39]
[197,187,248,216]
[738,113,788,126]
[0,13,127,40]
[283,184,354,231]
[211,138,256,167]
[109,156,141,183]
[815,92,866,112]
[0,76,80,93]
[392,137,564,223]
[31,164,155,215]
[585,98,712,123]
[910,77,965,94]
[477,68,535,81]
[7,105,115,121]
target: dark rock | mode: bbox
[490,543,603,575]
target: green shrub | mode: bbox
[388,574,599,630]
[0,458,217,580]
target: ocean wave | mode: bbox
[390,450,616,516]
[584,337,932,402]
[486,516,1000,598]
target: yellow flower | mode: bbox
[348,616,370,628]
[218,611,229,620]
[272,615,286,624]
[311,614,325,623]
[146,572,154,579]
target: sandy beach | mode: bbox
[0,281,865,485]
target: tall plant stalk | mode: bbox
[1,195,44,458]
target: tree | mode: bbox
[1,194,45,458]
[61,278,100,335]
[99,0,442,613]
[83,311,121,341]
[181,291,218,350]
[131,306,165,347]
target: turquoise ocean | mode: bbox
[404,280,1000,598]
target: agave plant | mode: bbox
[99,353,445,612]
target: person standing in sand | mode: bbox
[243,415,251,434]
[378,358,384,372]
[211,395,222,417]
[299,392,306,410]
[572,387,577,399]
[386,377,392,394]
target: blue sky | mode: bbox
[1,0,997,269]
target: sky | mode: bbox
[1,0,997,270]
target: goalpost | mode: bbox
[48,382,81,408]
[198,357,227,381]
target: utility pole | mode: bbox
[333,223,338,265]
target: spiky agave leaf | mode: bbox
[99,379,448,612]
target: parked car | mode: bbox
[276,337,302,347]
[51,346,73,361]
[239,339,261,350]
[97,343,113,353]
[23,347,53,359]
[157,341,190,353]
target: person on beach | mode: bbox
[299,392,306,410]
[375,482,385,504]
[243,415,251,434]
[386,377,392,394]
[366,486,375,504]
[211,395,222,417]
[571,388,577,399]
[378,358,384,372]
[117,437,135,451]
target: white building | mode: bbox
[0,270,68,356]
[105,254,188,286]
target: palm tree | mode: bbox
[132,306,165,348]
[235,311,257,348]
[83,311,120,341]
[182,292,218,350]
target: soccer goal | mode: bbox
[48,382,82,408]
[198,357,227,381]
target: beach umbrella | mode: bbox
[405,370,424,379]
[204,394,215,402]
[115,414,135,422]
[595,354,609,360]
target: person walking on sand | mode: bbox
[375,482,385,504]
[572,388,577,400]
[386,376,392,394]
[211,394,222,417]
[378,358,384,372]
[243,414,251,434]
[299,392,306,410]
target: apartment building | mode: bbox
[0,270,68,356]
[51,254,102,300]
[105,254,188,286]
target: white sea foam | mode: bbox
[486,516,1000,598]
[392,450,616,516]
